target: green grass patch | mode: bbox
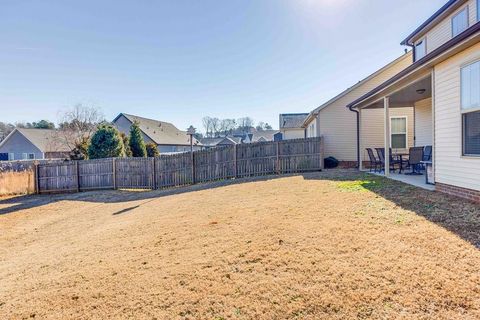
[336,178,384,192]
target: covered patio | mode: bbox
[354,70,435,189]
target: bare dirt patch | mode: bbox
[0,170,479,319]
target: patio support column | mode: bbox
[384,96,390,177]
[358,108,363,171]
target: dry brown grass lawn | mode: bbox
[0,170,479,319]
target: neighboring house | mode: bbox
[113,113,201,153]
[200,136,240,149]
[0,128,71,161]
[303,52,414,166]
[347,0,480,200]
[250,130,279,142]
[279,113,308,140]
[201,130,278,146]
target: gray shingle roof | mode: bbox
[119,113,200,146]
[250,130,278,142]
[279,113,309,129]
[16,128,72,152]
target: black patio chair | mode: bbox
[366,148,381,172]
[404,147,424,175]
[423,145,432,161]
[376,148,401,173]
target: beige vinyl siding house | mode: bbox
[413,0,477,58]
[434,42,480,191]
[303,52,414,164]
[414,98,433,147]
[279,113,308,140]
[347,0,480,201]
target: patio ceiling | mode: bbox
[362,75,432,109]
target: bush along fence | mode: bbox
[35,137,324,194]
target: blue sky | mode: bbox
[1,0,446,131]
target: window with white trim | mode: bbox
[461,61,480,155]
[8,153,14,160]
[414,39,426,61]
[452,7,469,37]
[390,117,407,149]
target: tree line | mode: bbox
[201,116,272,138]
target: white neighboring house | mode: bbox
[112,113,202,153]
[279,113,308,140]
[0,128,71,161]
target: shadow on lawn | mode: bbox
[1,169,478,248]
[303,170,480,249]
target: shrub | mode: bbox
[120,132,132,157]
[146,143,159,157]
[88,124,125,159]
[129,121,147,157]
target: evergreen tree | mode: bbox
[88,124,125,159]
[146,142,159,157]
[129,121,147,157]
[120,132,132,157]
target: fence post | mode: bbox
[112,158,117,189]
[34,163,40,194]
[319,137,324,171]
[233,144,238,178]
[152,157,157,189]
[276,141,280,174]
[75,161,80,192]
[191,150,196,185]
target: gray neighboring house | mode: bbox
[112,113,201,153]
[279,113,308,140]
[0,128,71,161]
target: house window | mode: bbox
[415,39,426,61]
[390,117,407,149]
[461,61,480,155]
[8,153,14,160]
[452,7,469,37]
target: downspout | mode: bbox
[348,106,360,168]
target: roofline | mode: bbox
[0,128,19,149]
[113,113,159,145]
[279,113,309,116]
[302,51,413,127]
[349,21,480,109]
[401,0,462,45]
[0,128,53,152]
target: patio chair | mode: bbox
[423,145,432,161]
[404,147,424,175]
[366,148,381,172]
[375,148,401,173]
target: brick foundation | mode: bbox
[337,161,372,169]
[436,182,480,203]
[337,161,360,169]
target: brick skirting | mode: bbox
[337,161,358,169]
[337,161,372,169]
[436,182,480,203]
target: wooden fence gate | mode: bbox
[36,137,324,194]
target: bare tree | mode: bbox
[0,122,15,142]
[202,116,213,138]
[211,117,221,137]
[57,104,105,158]
[237,117,255,133]
[220,119,236,136]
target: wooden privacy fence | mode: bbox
[36,137,324,194]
